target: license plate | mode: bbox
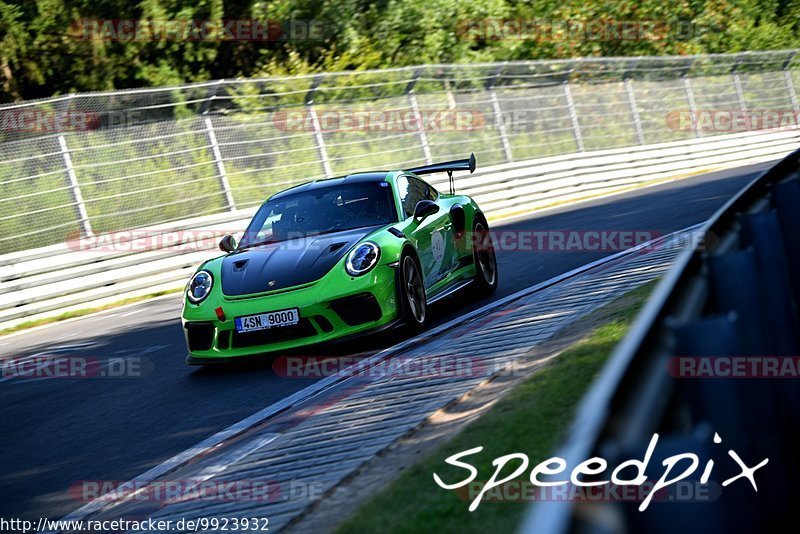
[235,308,300,333]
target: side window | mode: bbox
[422,180,438,201]
[397,175,435,218]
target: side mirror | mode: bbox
[219,235,237,253]
[414,200,439,220]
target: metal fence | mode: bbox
[2,50,800,255]
[2,126,797,330]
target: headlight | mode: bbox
[345,242,380,276]
[187,270,213,303]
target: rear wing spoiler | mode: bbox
[407,153,476,194]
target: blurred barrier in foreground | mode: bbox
[523,147,800,532]
[2,50,800,255]
[0,128,796,329]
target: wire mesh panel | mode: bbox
[496,83,579,159]
[1,51,798,255]
[213,111,325,208]
[739,71,796,110]
[66,118,225,233]
[572,80,640,150]
[0,135,81,250]
[633,78,695,144]
[318,95,428,175]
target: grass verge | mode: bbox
[336,281,655,534]
[0,288,182,337]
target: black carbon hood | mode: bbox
[220,226,381,296]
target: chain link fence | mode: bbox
[2,50,799,255]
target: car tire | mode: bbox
[399,253,428,330]
[470,219,498,297]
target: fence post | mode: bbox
[406,69,433,165]
[306,75,334,178]
[732,57,747,112]
[563,82,584,152]
[489,63,513,162]
[784,72,799,113]
[682,74,700,138]
[783,52,798,113]
[57,94,92,236]
[58,134,93,237]
[202,80,235,211]
[624,77,645,145]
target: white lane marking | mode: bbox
[0,292,180,342]
[113,344,171,355]
[55,225,699,527]
[1,342,98,358]
[120,308,147,318]
[0,342,104,384]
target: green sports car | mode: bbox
[182,154,498,364]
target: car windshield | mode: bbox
[239,181,397,248]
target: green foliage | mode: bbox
[2,0,800,102]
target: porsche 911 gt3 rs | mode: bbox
[182,153,497,364]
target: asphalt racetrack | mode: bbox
[0,162,770,521]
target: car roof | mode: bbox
[268,171,397,200]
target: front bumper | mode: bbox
[181,264,399,363]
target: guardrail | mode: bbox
[523,147,800,532]
[1,127,797,330]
